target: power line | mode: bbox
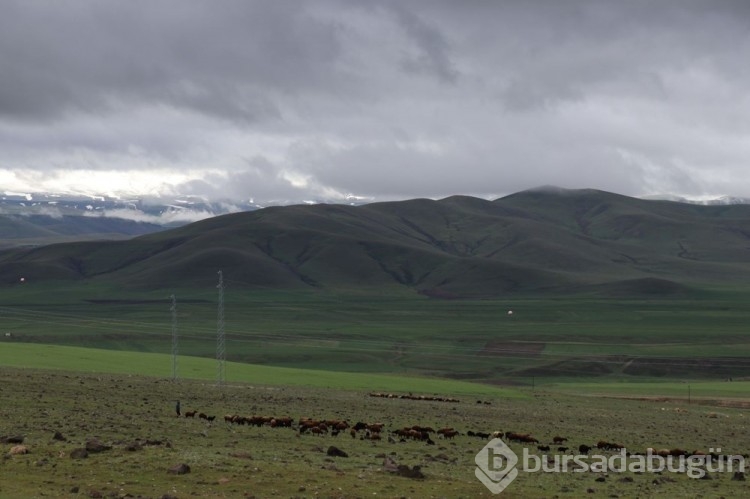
[170,294,178,381]
[216,270,226,386]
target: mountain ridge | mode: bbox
[2,187,750,297]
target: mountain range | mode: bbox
[2,186,750,297]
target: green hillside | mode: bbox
[0,214,163,249]
[2,187,750,383]
[2,187,750,296]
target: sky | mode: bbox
[1,0,750,205]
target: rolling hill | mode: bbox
[1,186,750,297]
[0,214,164,249]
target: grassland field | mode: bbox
[2,280,750,496]
[2,352,750,498]
[2,283,750,384]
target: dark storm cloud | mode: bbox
[0,0,342,122]
[1,0,750,202]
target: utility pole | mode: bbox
[170,294,178,381]
[216,271,226,386]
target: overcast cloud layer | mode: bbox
[1,0,749,204]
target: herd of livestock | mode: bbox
[177,409,745,462]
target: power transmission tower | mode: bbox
[216,271,226,386]
[170,294,178,381]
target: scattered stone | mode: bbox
[70,486,80,493]
[88,490,102,498]
[168,463,191,475]
[618,476,634,483]
[396,464,425,479]
[652,476,675,485]
[125,441,143,451]
[229,451,253,459]
[327,446,348,458]
[382,455,423,479]
[70,448,89,459]
[1,435,24,444]
[732,471,746,481]
[85,439,111,453]
[587,488,596,494]
[9,445,28,455]
[52,431,67,442]
[383,456,399,472]
[595,476,606,482]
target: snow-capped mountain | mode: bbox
[2,189,748,230]
[640,194,750,206]
[0,190,372,226]
[0,191,262,226]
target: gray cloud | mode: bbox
[1,0,750,203]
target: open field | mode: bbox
[2,361,750,498]
[0,343,513,398]
[3,284,750,384]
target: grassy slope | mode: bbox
[2,282,750,383]
[2,188,750,383]
[2,188,750,296]
[2,366,750,498]
[0,343,512,397]
[0,214,162,249]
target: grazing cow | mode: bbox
[350,428,357,439]
[441,430,459,439]
[278,417,294,427]
[419,426,435,433]
[206,415,216,422]
[198,413,208,420]
[507,432,539,444]
[311,426,327,436]
[552,436,568,444]
[491,431,504,439]
[596,441,624,451]
[558,447,569,452]
[537,445,550,452]
[185,410,197,418]
[367,423,384,433]
[579,444,592,454]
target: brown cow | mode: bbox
[441,430,459,439]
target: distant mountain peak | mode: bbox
[641,193,750,206]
